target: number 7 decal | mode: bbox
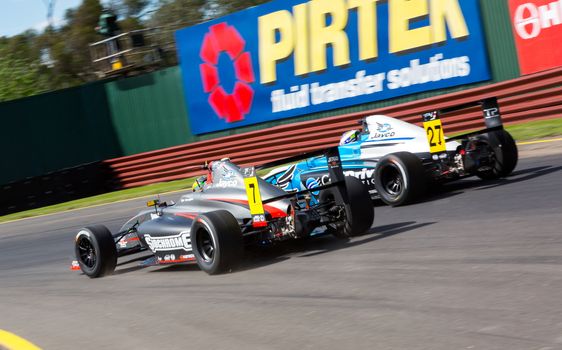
[242,167,267,228]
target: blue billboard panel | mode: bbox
[176,0,491,135]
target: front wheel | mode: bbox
[319,176,374,238]
[74,225,117,278]
[374,152,427,206]
[191,210,243,275]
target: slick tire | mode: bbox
[319,176,374,238]
[374,152,427,207]
[75,225,117,278]
[192,210,244,275]
[476,130,518,180]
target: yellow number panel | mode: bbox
[244,177,266,227]
[423,119,446,154]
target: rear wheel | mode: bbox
[374,152,427,206]
[476,130,518,180]
[319,176,374,238]
[75,225,117,278]
[191,210,243,275]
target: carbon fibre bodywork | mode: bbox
[75,148,374,275]
[115,160,297,265]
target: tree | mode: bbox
[0,0,275,102]
[213,0,271,16]
[149,0,206,30]
[48,0,103,81]
[0,54,50,102]
[122,0,151,18]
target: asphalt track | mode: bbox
[1,149,562,350]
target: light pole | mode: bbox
[43,0,56,28]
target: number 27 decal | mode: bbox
[423,119,446,154]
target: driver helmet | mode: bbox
[191,175,207,192]
[339,129,360,145]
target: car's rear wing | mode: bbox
[424,97,504,142]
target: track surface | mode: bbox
[1,153,562,350]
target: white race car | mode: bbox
[265,98,518,206]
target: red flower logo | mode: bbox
[199,23,255,123]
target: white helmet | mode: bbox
[339,129,360,145]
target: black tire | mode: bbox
[191,210,243,275]
[476,130,518,180]
[374,152,427,206]
[319,176,374,238]
[75,225,117,278]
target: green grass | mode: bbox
[449,118,562,140]
[504,118,562,141]
[0,176,197,223]
[1,118,561,224]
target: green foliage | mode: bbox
[122,0,152,18]
[149,0,207,29]
[53,0,104,80]
[0,0,275,102]
[0,53,50,102]
[215,0,272,15]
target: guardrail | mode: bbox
[104,67,562,188]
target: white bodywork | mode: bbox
[359,115,460,160]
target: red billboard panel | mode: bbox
[509,0,562,75]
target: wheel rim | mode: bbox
[380,164,403,196]
[77,236,96,268]
[196,228,215,263]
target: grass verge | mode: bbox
[504,118,562,141]
[1,118,561,224]
[0,177,197,223]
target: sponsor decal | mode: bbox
[303,167,376,190]
[144,231,192,252]
[422,111,438,122]
[345,168,376,185]
[164,254,176,261]
[327,156,341,169]
[70,260,81,271]
[199,22,255,123]
[221,170,236,180]
[252,214,266,225]
[509,0,562,74]
[305,177,321,196]
[176,0,490,134]
[158,254,196,264]
[371,122,396,139]
[214,178,239,188]
[376,122,392,133]
[483,107,500,119]
[241,166,256,177]
[276,164,297,190]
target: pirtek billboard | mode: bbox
[176,0,491,135]
[509,0,562,75]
